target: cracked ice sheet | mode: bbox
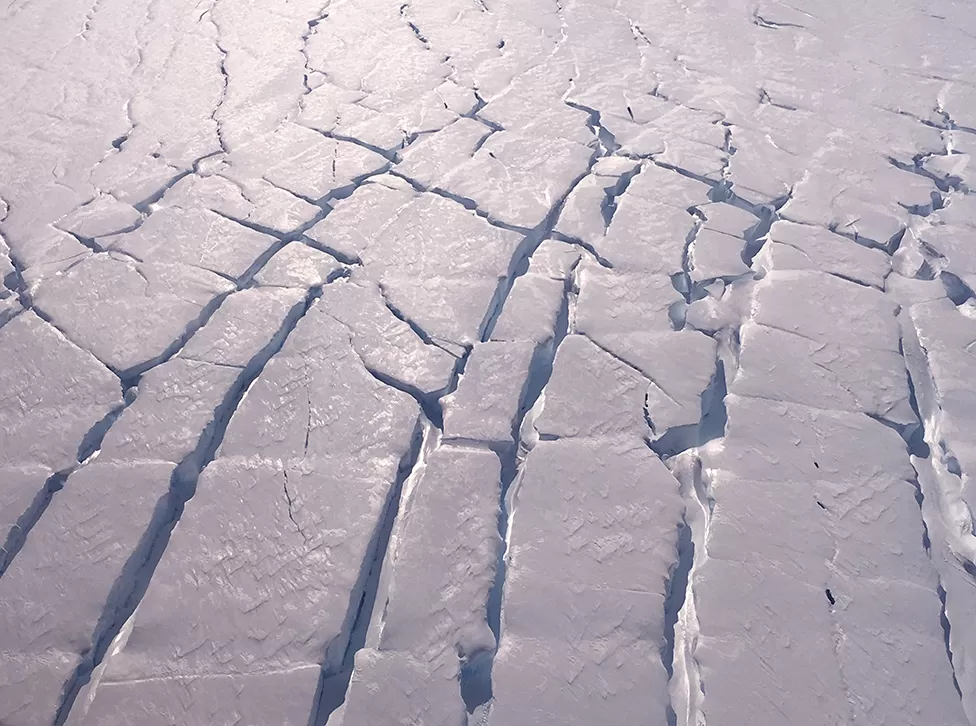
[160,173,322,236]
[442,341,536,444]
[0,466,52,565]
[302,0,454,122]
[917,222,976,294]
[587,163,711,274]
[97,287,308,463]
[685,203,763,283]
[223,122,389,203]
[253,242,345,289]
[395,117,493,190]
[303,177,417,264]
[334,448,501,725]
[780,149,938,249]
[574,264,718,435]
[489,240,580,345]
[33,254,235,374]
[439,118,596,230]
[5,0,976,723]
[0,460,178,726]
[69,305,422,725]
[0,285,308,724]
[104,206,279,279]
[695,394,968,726]
[297,74,473,156]
[319,279,457,396]
[756,219,891,289]
[488,279,685,722]
[403,0,563,100]
[913,454,976,722]
[32,202,294,377]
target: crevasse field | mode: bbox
[1,0,975,724]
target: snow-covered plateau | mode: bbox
[1,0,976,723]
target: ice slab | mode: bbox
[443,341,536,444]
[491,438,682,726]
[254,242,345,288]
[757,219,891,288]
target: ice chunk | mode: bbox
[443,341,536,443]
[491,438,683,726]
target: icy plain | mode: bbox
[1,0,975,724]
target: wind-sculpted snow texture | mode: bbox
[1,0,976,725]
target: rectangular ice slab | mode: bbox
[443,341,536,444]
[72,669,321,726]
[490,438,683,726]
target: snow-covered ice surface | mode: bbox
[1,0,976,723]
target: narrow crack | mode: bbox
[126,147,228,215]
[654,409,724,726]
[601,162,642,230]
[650,359,728,458]
[301,234,362,266]
[463,90,504,133]
[341,326,460,429]
[0,471,69,579]
[758,88,798,112]
[938,583,964,699]
[298,4,332,105]
[281,469,309,543]
[399,2,431,50]
[376,281,461,358]
[565,100,621,155]
[317,164,395,208]
[662,453,710,726]
[753,11,805,29]
[549,230,614,268]
[78,0,102,40]
[58,229,145,267]
[580,331,681,406]
[308,127,400,164]
[203,3,231,156]
[886,154,964,196]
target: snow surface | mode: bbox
[0,0,975,724]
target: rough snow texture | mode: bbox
[1,0,975,724]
